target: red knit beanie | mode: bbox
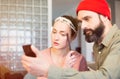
[76,0,111,20]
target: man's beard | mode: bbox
[83,21,105,43]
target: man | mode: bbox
[21,0,120,79]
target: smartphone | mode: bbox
[22,44,36,57]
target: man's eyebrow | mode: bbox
[78,19,82,22]
[82,16,91,20]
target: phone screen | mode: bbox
[22,45,36,57]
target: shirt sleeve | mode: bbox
[48,66,98,79]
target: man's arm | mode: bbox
[48,43,120,79]
[48,66,97,79]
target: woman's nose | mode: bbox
[54,34,59,40]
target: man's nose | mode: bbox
[81,21,87,30]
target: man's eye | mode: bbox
[84,18,89,21]
[84,16,91,22]
[52,31,56,33]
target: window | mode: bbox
[0,0,51,71]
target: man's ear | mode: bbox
[99,15,108,23]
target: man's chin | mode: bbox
[85,35,97,43]
[86,39,94,43]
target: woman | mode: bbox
[23,15,88,79]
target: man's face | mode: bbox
[83,21,105,42]
[77,10,105,43]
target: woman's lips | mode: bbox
[53,42,59,46]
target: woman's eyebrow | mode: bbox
[60,31,66,33]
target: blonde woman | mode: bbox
[22,15,88,79]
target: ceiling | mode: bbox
[52,0,80,19]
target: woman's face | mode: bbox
[51,21,71,49]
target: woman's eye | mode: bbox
[61,33,66,36]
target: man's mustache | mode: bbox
[83,29,94,36]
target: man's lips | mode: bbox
[85,31,93,36]
[84,29,93,36]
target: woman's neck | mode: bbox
[51,47,69,57]
[50,47,70,67]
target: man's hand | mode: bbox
[21,45,52,77]
[64,51,80,68]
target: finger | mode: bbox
[21,55,35,63]
[69,58,76,63]
[21,59,30,71]
[67,51,75,57]
[21,56,31,67]
[70,63,75,67]
[70,55,76,59]
[67,62,74,68]
[70,53,81,59]
[66,51,75,60]
[31,45,40,56]
[21,57,36,73]
[68,57,76,65]
[22,61,29,69]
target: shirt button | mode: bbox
[99,51,101,54]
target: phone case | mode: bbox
[22,45,36,57]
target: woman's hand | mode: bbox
[21,45,52,77]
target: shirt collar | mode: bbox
[101,24,118,47]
